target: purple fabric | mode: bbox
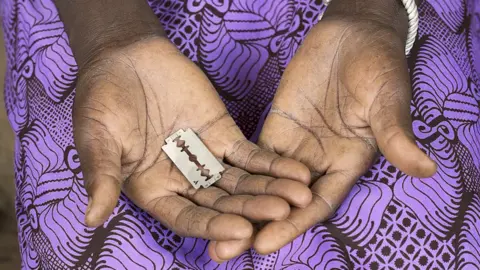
[2,0,480,269]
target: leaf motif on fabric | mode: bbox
[413,36,478,129]
[95,214,175,270]
[331,181,393,246]
[198,0,297,100]
[18,2,77,103]
[456,194,480,269]
[273,225,350,269]
[429,0,465,31]
[393,153,463,239]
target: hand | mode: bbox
[73,37,312,260]
[253,18,437,254]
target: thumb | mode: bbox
[369,72,437,178]
[74,123,122,227]
[208,237,253,263]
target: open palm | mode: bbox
[73,37,312,259]
[254,19,437,253]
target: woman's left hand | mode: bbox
[252,15,437,254]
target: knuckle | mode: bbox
[175,205,199,235]
[233,173,250,194]
[312,193,336,219]
[267,155,281,174]
[285,218,301,234]
[226,139,258,166]
[226,138,246,158]
[205,213,221,237]
[263,178,275,194]
[212,195,229,210]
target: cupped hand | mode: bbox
[73,37,312,260]
[254,19,437,254]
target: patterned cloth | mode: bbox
[2,0,480,269]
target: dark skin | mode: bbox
[57,0,312,259]
[255,0,435,254]
[56,0,435,262]
[211,0,434,260]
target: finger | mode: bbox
[84,175,121,228]
[224,139,311,185]
[369,68,437,178]
[199,119,310,184]
[254,169,359,254]
[184,187,290,221]
[216,165,312,208]
[146,195,253,240]
[74,125,122,228]
[208,236,253,263]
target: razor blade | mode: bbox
[162,128,224,189]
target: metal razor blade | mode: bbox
[162,128,224,189]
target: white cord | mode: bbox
[323,0,333,5]
[401,0,419,55]
[321,0,419,55]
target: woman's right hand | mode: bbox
[73,37,312,260]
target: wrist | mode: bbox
[55,0,166,69]
[322,0,411,42]
[73,23,166,70]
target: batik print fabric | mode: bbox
[1,0,479,269]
